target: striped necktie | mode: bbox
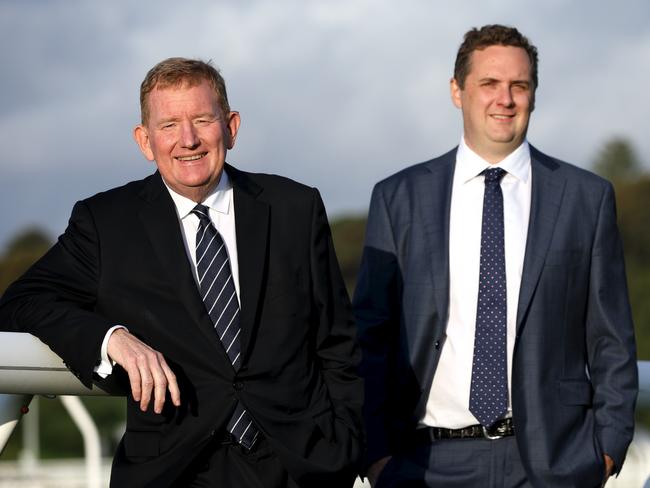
[192,204,259,449]
[469,168,509,427]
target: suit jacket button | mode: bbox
[233,381,244,391]
[434,341,440,350]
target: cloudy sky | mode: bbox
[1,0,649,250]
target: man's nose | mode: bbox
[496,86,515,107]
[180,121,200,148]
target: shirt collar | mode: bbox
[164,169,233,220]
[456,136,531,184]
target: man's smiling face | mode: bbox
[134,79,240,202]
[451,44,534,163]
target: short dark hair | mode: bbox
[139,57,230,125]
[454,24,538,90]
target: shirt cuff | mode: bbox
[94,325,127,378]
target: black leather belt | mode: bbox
[413,418,514,444]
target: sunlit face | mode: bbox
[450,45,535,163]
[134,80,240,202]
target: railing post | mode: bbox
[60,396,102,488]
[0,393,33,455]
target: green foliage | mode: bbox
[0,228,52,295]
[615,176,650,360]
[592,137,642,184]
[594,139,650,360]
[330,215,367,295]
[2,396,125,459]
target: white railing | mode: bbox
[0,333,114,488]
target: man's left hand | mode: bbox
[602,454,614,487]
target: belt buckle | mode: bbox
[481,425,505,440]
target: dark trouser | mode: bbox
[173,434,300,488]
[375,435,532,488]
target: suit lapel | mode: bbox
[137,173,227,357]
[423,150,456,333]
[516,147,566,331]
[227,165,269,360]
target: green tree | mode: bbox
[0,228,52,294]
[615,176,650,360]
[330,215,366,295]
[592,137,642,184]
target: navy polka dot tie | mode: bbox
[469,168,508,427]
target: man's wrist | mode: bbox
[94,325,128,377]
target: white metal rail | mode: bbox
[0,333,112,488]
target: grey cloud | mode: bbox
[1,0,649,250]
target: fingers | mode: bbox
[107,329,180,413]
[137,357,155,412]
[125,356,143,403]
[161,359,181,407]
[368,456,392,487]
[149,352,179,413]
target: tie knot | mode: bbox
[191,204,211,224]
[483,168,507,185]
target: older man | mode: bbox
[0,58,363,488]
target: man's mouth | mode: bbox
[175,153,207,162]
[491,114,515,120]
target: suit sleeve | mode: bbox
[352,183,401,470]
[586,182,638,471]
[308,188,364,440]
[0,200,115,388]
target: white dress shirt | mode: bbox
[421,138,532,428]
[165,170,240,300]
[95,170,239,377]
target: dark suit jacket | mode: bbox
[353,147,637,488]
[0,164,363,487]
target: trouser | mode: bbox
[375,435,533,488]
[173,433,300,488]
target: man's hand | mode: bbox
[107,328,181,413]
[367,456,392,487]
[602,454,615,487]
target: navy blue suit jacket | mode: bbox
[353,146,637,487]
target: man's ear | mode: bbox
[450,78,463,109]
[529,91,535,113]
[225,111,241,150]
[133,124,155,161]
